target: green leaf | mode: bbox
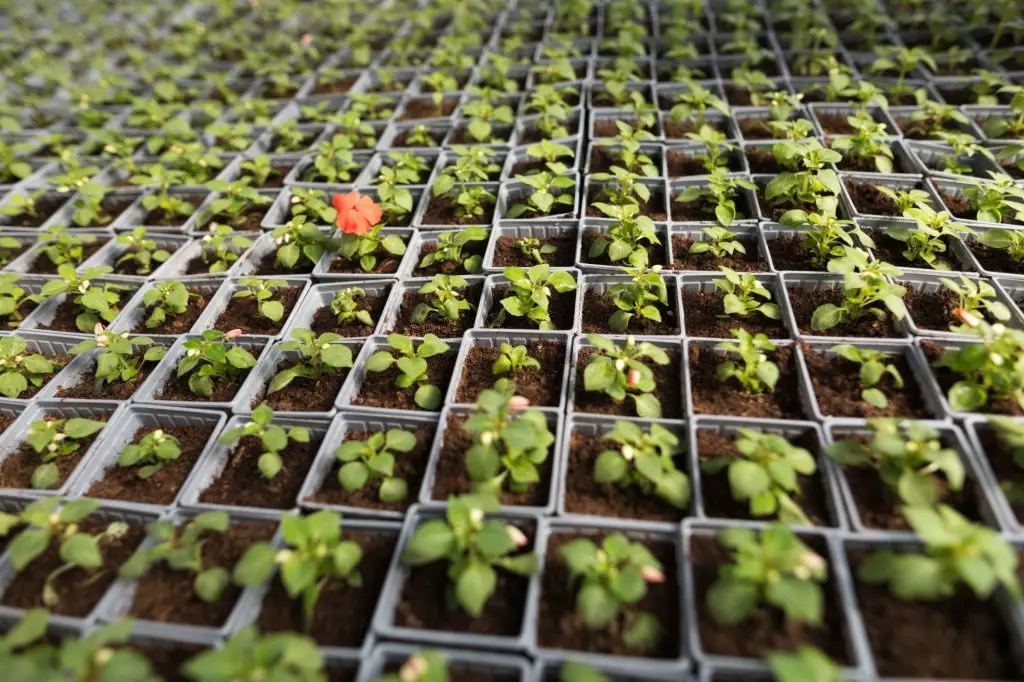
[194,567,230,603]
[60,532,102,569]
[456,561,496,617]
[402,519,455,565]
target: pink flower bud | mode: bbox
[225,329,243,340]
[93,322,105,336]
[641,565,665,584]
[507,396,530,411]
[507,525,528,547]
[400,656,426,682]
[955,307,981,328]
[626,368,641,387]
[302,33,313,44]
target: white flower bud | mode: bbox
[621,444,634,460]
[469,508,484,525]
[506,525,528,547]
[93,647,114,667]
[400,655,427,682]
[641,565,665,583]
[615,359,626,372]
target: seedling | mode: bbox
[418,228,488,274]
[412,275,475,325]
[515,236,558,264]
[36,226,97,268]
[524,84,576,138]
[119,512,237,602]
[406,124,438,148]
[114,227,171,276]
[305,134,362,184]
[594,420,690,509]
[829,344,905,408]
[875,186,934,216]
[0,498,128,606]
[69,323,165,392]
[232,277,288,323]
[24,416,108,489]
[217,404,311,479]
[809,248,908,331]
[976,227,1024,265]
[825,418,963,507]
[940,275,1011,331]
[329,287,375,328]
[961,173,1024,224]
[583,334,671,418]
[685,124,737,173]
[335,429,417,503]
[507,172,576,218]
[768,647,845,682]
[986,417,1024,504]
[268,329,354,394]
[677,170,757,226]
[117,428,183,479]
[525,139,576,175]
[37,265,129,333]
[0,274,34,328]
[142,280,197,329]
[591,166,651,207]
[332,214,407,274]
[201,179,272,229]
[560,533,664,651]
[715,267,780,320]
[706,525,826,626]
[605,264,668,332]
[379,152,431,185]
[689,224,748,259]
[889,207,973,270]
[0,336,61,399]
[199,223,255,273]
[831,113,896,173]
[177,329,258,398]
[933,312,1024,412]
[715,329,780,395]
[1,189,50,223]
[0,235,23,267]
[492,343,541,378]
[936,131,994,175]
[364,334,450,410]
[401,493,537,617]
[69,182,114,227]
[858,505,1020,600]
[670,82,730,127]
[495,264,577,330]
[463,382,555,494]
[239,154,281,188]
[271,217,326,271]
[781,210,875,269]
[588,202,660,267]
[766,140,843,210]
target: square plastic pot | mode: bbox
[358,643,531,682]
[475,270,581,333]
[668,176,759,225]
[958,224,1024,278]
[837,172,943,220]
[962,414,1024,535]
[574,220,671,274]
[530,517,688,674]
[0,399,123,498]
[576,273,683,338]
[189,276,311,340]
[732,106,818,145]
[371,506,542,652]
[823,420,1009,537]
[108,276,226,343]
[79,232,192,282]
[481,221,579,273]
[661,142,750,180]
[898,271,1024,339]
[808,103,901,142]
[176,413,332,517]
[6,230,113,276]
[131,334,272,413]
[501,135,584,181]
[18,275,140,338]
[111,188,211,234]
[233,230,328,277]
[778,272,913,341]
[297,410,440,520]
[590,109,665,141]
[0,331,82,404]
[681,519,871,677]
[252,124,332,156]
[154,231,259,281]
[283,279,396,340]
[376,275,485,340]
[312,227,417,281]
[496,176,581,223]
[360,149,441,189]
[66,404,227,513]
[903,139,1004,181]
[667,224,773,273]
[414,182,499,231]
[852,215,979,273]
[0,186,72,230]
[678,272,793,340]
[281,150,376,190]
[378,120,454,151]
[963,105,1023,143]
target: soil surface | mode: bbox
[387,283,482,337]
[786,287,902,338]
[573,347,683,419]
[55,348,164,400]
[454,341,565,407]
[681,288,787,338]
[257,359,350,413]
[213,286,301,336]
[802,345,932,419]
[198,433,323,509]
[423,195,496,226]
[131,290,209,335]
[688,344,806,419]
[0,417,106,489]
[493,234,576,268]
[581,289,679,336]
[669,236,765,272]
[352,350,456,411]
[311,291,388,336]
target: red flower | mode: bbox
[332,191,382,236]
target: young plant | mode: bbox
[379,151,431,185]
[199,224,255,273]
[809,248,908,331]
[514,236,559,265]
[201,179,272,229]
[961,173,1024,225]
[702,428,817,524]
[492,343,541,379]
[766,141,843,211]
[177,329,258,398]
[183,626,324,682]
[715,329,780,395]
[670,82,731,127]
[69,323,165,392]
[268,329,354,394]
[507,172,577,218]
[239,154,281,188]
[559,533,664,651]
[270,217,326,271]
[305,134,362,184]
[676,169,757,226]
[781,210,875,269]
[829,344,905,408]
[463,383,555,494]
[715,267,780,320]
[141,280,196,330]
[331,191,407,272]
[232,277,288,323]
[826,418,963,506]
[217,404,311,479]
[69,182,115,227]
[119,512,237,602]
[940,275,1012,331]
[933,312,1024,412]
[524,139,576,175]
[686,124,737,173]
[400,493,537,617]
[335,429,417,503]
[706,524,827,626]
[412,275,475,325]
[117,427,183,479]
[417,228,488,274]
[583,334,671,418]
[25,415,107,489]
[37,265,128,333]
[588,202,660,267]
[36,226,97,268]
[364,334,450,410]
[591,166,650,207]
[0,498,127,607]
[594,420,690,509]
[233,511,364,631]
[830,114,895,173]
[889,207,973,270]
[858,505,1020,600]
[494,264,577,330]
[0,336,61,399]
[114,227,171,275]
[329,287,375,328]
[606,264,668,332]
[768,647,845,682]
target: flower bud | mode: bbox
[53,433,65,442]
[626,368,641,387]
[992,353,1004,366]
[641,565,665,583]
[225,329,243,340]
[275,549,293,564]
[480,431,494,446]
[801,550,826,573]
[507,525,528,547]
[993,323,1006,336]
[507,396,530,411]
[186,348,200,357]
[955,307,981,328]
[93,647,114,667]
[615,359,626,372]
[625,335,636,347]
[97,335,109,347]
[469,508,484,525]
[621,444,634,460]
[400,655,427,682]
[302,33,313,44]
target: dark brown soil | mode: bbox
[328,245,407,274]
[413,242,488,276]
[538,533,681,659]
[130,522,275,626]
[854,560,1022,679]
[893,117,958,140]
[665,119,725,139]
[430,415,553,507]
[213,286,301,336]
[311,75,359,95]
[28,242,105,275]
[259,530,396,646]
[394,129,447,147]
[803,345,931,420]
[388,284,482,337]
[143,196,204,226]
[581,289,679,336]
[737,117,781,140]
[746,148,780,173]
[485,287,575,330]
[681,289,788,338]
[965,237,1024,275]
[245,165,292,189]
[563,430,688,522]
[0,519,145,616]
[573,347,683,419]
[156,367,250,404]
[836,152,894,173]
[766,235,824,271]
[669,236,766,272]
[134,642,205,682]
[198,433,322,509]
[77,196,137,229]
[689,344,805,419]
[696,429,834,525]
[866,232,971,271]
[903,286,958,332]
[844,178,902,216]
[723,84,754,105]
[586,191,667,222]
[86,425,213,504]
[257,359,349,413]
[589,146,663,176]
[55,348,164,400]
[422,195,497,226]
[450,125,513,145]
[0,421,105,489]
[397,536,531,636]
[131,290,210,334]
[670,191,753,222]
[455,341,565,407]
[311,292,388,337]
[756,189,818,222]
[691,534,850,660]
[493,234,577,268]
[309,427,434,512]
[666,149,744,177]
[978,427,1024,523]
[254,250,316,276]
[581,230,666,268]
[787,286,902,338]
[3,195,66,227]
[353,350,455,411]
[37,291,133,333]
[397,97,457,121]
